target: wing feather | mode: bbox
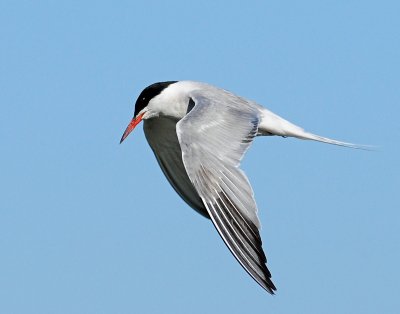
[176,89,276,293]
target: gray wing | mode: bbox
[143,117,209,218]
[176,90,276,294]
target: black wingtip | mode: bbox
[264,279,277,295]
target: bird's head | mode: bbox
[120,81,178,143]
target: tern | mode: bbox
[120,80,362,294]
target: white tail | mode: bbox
[259,108,371,150]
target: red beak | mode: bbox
[120,113,145,144]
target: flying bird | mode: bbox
[120,80,362,294]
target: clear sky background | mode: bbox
[1,1,399,313]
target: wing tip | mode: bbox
[254,266,276,294]
[262,278,277,295]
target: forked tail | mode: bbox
[288,130,371,150]
[259,108,372,150]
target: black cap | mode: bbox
[134,81,178,117]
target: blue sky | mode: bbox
[1,1,399,313]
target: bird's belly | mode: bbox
[143,118,209,218]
